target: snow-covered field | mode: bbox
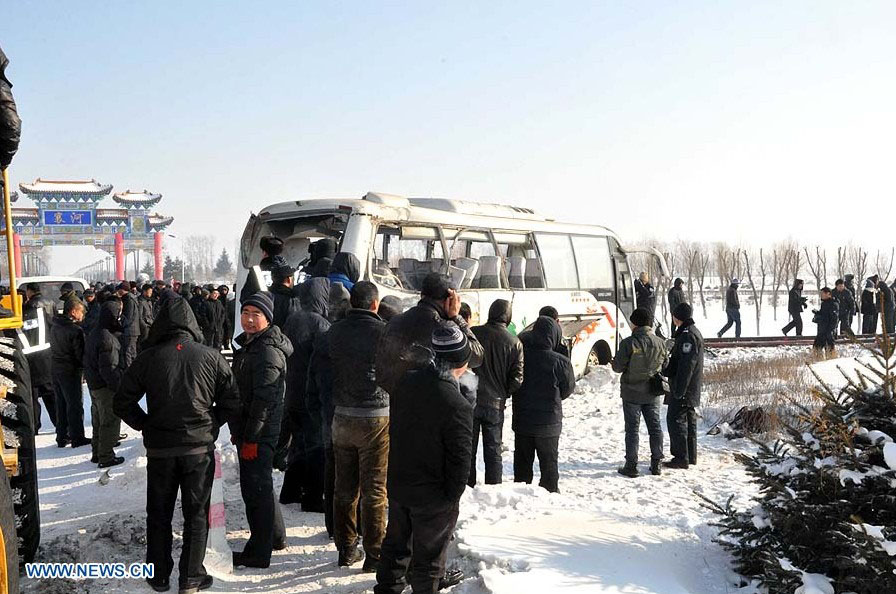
[24,353,857,593]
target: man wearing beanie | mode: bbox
[231,292,293,568]
[612,308,668,478]
[376,272,483,396]
[667,278,685,334]
[375,324,474,594]
[664,302,704,470]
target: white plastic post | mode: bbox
[204,448,232,575]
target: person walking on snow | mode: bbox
[231,292,292,568]
[512,316,576,493]
[114,292,239,594]
[468,299,524,487]
[782,279,807,337]
[832,279,856,337]
[613,308,668,478]
[717,278,741,338]
[813,287,839,354]
[374,324,474,594]
[664,303,704,470]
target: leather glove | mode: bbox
[239,442,258,461]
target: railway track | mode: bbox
[705,334,879,349]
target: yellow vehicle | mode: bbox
[0,167,41,593]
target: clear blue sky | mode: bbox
[4,1,896,274]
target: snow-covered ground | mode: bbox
[22,360,784,594]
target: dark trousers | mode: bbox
[667,399,697,465]
[332,415,389,558]
[32,382,57,434]
[374,498,459,594]
[513,433,560,493]
[718,308,741,338]
[468,406,504,487]
[838,316,854,337]
[146,452,214,587]
[863,312,878,335]
[622,399,664,463]
[238,442,285,563]
[89,386,121,464]
[782,312,803,336]
[324,443,335,537]
[52,372,86,443]
[813,331,836,352]
[886,309,896,335]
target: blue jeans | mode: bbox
[622,398,664,463]
[719,308,741,337]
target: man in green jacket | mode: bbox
[612,308,668,478]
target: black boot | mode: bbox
[178,575,213,594]
[663,457,689,469]
[439,569,464,590]
[650,459,662,476]
[337,545,364,567]
[616,462,639,478]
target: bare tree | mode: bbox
[849,244,869,331]
[695,247,711,318]
[875,248,895,282]
[770,242,795,321]
[804,246,829,291]
[742,249,768,334]
[836,246,848,280]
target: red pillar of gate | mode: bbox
[12,233,22,278]
[114,232,125,281]
[154,232,163,280]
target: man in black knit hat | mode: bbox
[664,302,704,470]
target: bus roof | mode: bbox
[256,192,620,239]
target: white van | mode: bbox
[236,193,667,376]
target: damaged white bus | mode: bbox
[236,192,667,376]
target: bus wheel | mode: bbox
[0,469,19,594]
[586,341,612,373]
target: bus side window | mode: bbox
[571,236,613,290]
[534,233,578,290]
[373,224,444,292]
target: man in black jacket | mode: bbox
[667,278,685,334]
[23,283,58,434]
[82,289,100,336]
[217,285,234,348]
[116,282,141,368]
[137,284,155,349]
[880,280,896,335]
[664,303,704,469]
[861,278,879,335]
[115,292,239,594]
[231,292,293,568]
[329,281,389,570]
[717,278,741,338]
[813,288,839,354]
[518,305,570,358]
[279,277,330,509]
[376,273,483,396]
[270,263,302,328]
[468,299,524,487]
[84,300,125,467]
[375,324,474,594]
[0,46,20,172]
[782,279,807,337]
[634,272,657,321]
[832,279,856,337]
[189,287,213,345]
[512,316,576,493]
[49,299,88,449]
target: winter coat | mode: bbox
[269,282,301,329]
[725,284,740,310]
[23,292,55,385]
[327,252,361,292]
[84,302,123,391]
[82,300,100,336]
[328,308,388,415]
[664,319,704,407]
[787,286,807,316]
[667,285,685,313]
[0,47,20,169]
[49,313,85,377]
[814,298,839,338]
[281,278,330,413]
[470,300,524,410]
[119,292,140,339]
[306,330,335,443]
[376,299,484,396]
[114,296,240,457]
[880,283,895,314]
[612,326,667,404]
[844,275,856,300]
[512,316,576,438]
[137,294,155,345]
[832,288,855,320]
[209,298,226,347]
[861,286,878,316]
[634,279,657,317]
[232,325,294,445]
[387,362,474,506]
[189,295,212,336]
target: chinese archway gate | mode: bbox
[5,179,173,280]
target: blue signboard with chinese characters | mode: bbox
[43,210,93,226]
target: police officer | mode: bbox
[664,303,704,469]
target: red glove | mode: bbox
[240,442,258,461]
